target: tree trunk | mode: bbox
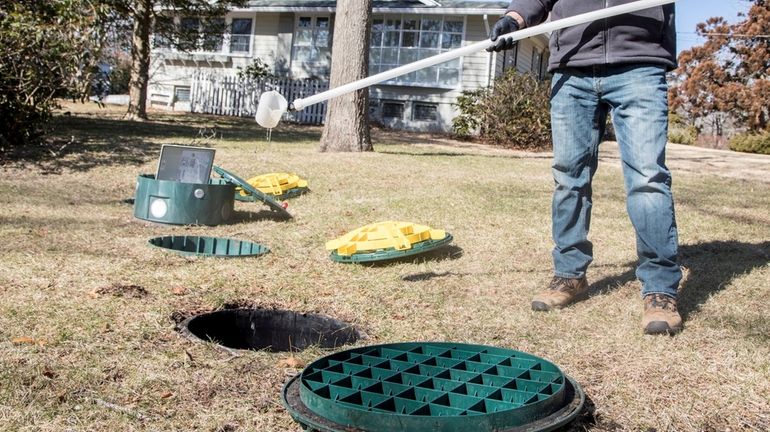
[319,0,373,152]
[126,0,152,121]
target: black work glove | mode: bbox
[486,15,520,52]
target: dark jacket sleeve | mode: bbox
[506,0,557,27]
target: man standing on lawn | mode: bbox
[488,0,683,335]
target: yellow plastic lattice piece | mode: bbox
[325,221,447,257]
[238,173,308,197]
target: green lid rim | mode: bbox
[330,233,453,263]
[282,342,585,432]
[147,235,270,258]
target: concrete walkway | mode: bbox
[374,129,770,184]
[599,141,770,184]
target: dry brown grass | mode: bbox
[0,102,768,431]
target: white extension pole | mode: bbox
[291,0,675,111]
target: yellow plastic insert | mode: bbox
[238,173,309,197]
[326,221,447,257]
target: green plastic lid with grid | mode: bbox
[282,342,585,432]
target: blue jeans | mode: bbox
[550,64,681,298]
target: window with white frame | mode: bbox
[370,15,464,88]
[174,86,191,103]
[230,18,253,54]
[178,17,201,51]
[153,15,175,49]
[292,15,331,67]
[153,16,226,53]
[202,18,225,52]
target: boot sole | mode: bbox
[643,321,683,335]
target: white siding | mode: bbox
[252,12,280,66]
[147,10,550,131]
[493,32,550,78]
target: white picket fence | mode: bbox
[190,74,329,125]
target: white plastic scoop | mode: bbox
[256,0,676,128]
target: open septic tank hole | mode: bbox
[181,309,361,352]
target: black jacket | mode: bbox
[506,0,676,72]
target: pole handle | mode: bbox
[292,0,676,111]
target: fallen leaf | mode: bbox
[88,290,100,299]
[11,337,36,345]
[42,368,56,379]
[278,357,305,369]
[160,392,174,399]
[171,286,187,296]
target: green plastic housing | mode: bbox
[292,342,571,432]
[133,174,235,225]
[148,235,270,258]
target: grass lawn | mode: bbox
[1,102,768,431]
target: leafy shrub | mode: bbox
[108,58,132,95]
[729,132,770,155]
[0,1,103,154]
[668,126,697,145]
[453,70,551,150]
[667,114,697,145]
[237,58,274,81]
[451,89,486,138]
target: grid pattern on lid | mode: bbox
[300,343,565,418]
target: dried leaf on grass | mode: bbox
[11,337,46,346]
[277,357,305,369]
[160,392,174,399]
[171,286,188,296]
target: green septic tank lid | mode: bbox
[330,234,453,263]
[282,342,584,432]
[213,165,292,218]
[325,221,454,264]
[148,235,270,258]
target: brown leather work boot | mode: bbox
[531,277,589,311]
[642,294,683,335]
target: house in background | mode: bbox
[149,0,550,132]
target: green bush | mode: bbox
[668,125,697,145]
[667,114,697,145]
[237,58,274,81]
[451,89,486,138]
[453,70,551,150]
[0,1,103,154]
[108,58,132,95]
[729,132,770,155]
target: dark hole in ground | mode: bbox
[181,308,360,352]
